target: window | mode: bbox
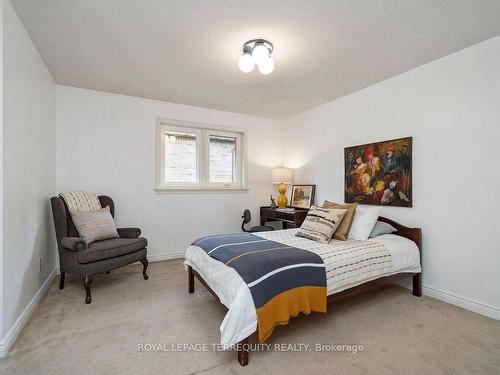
[165,130,199,184]
[156,120,246,191]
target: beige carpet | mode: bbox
[1,260,499,375]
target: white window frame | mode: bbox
[159,124,203,188]
[155,119,248,192]
[205,129,242,189]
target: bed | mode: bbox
[184,216,422,366]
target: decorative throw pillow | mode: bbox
[70,206,119,245]
[296,206,347,243]
[348,205,381,241]
[322,201,358,240]
[369,221,397,238]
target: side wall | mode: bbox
[283,36,500,317]
[56,86,283,259]
[2,0,56,343]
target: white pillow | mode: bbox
[347,205,381,241]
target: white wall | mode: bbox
[283,36,500,315]
[2,0,56,343]
[56,86,283,259]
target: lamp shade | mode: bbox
[272,168,293,184]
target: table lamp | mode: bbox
[271,168,293,208]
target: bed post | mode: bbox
[237,337,249,366]
[412,273,422,297]
[188,266,194,293]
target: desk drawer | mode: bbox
[260,206,307,228]
[274,211,292,220]
[261,208,277,218]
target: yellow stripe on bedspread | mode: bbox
[256,285,327,342]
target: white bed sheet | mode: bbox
[184,229,421,347]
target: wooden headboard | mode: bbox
[378,216,422,256]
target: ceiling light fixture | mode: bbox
[238,39,274,75]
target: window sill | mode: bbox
[154,187,249,194]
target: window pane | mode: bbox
[164,131,197,184]
[209,135,237,183]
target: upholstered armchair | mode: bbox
[51,195,148,303]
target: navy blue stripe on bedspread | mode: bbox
[192,233,326,309]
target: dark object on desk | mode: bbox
[269,194,277,209]
[260,206,308,229]
[241,209,275,232]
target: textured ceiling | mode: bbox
[11,0,500,118]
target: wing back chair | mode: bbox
[51,195,148,303]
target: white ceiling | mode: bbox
[11,0,500,118]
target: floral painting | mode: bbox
[345,137,412,207]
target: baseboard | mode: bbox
[422,284,500,321]
[148,250,185,262]
[395,278,500,320]
[0,268,58,358]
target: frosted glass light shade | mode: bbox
[238,53,255,73]
[258,57,275,75]
[272,168,293,184]
[252,43,270,65]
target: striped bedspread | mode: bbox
[192,233,327,342]
[257,229,394,293]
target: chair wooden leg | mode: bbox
[83,276,93,304]
[140,258,149,280]
[413,273,422,297]
[188,266,194,293]
[237,337,249,366]
[59,272,65,290]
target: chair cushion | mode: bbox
[78,237,147,264]
[70,206,119,245]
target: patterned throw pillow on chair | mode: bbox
[296,206,347,243]
[70,206,119,245]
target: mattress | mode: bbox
[184,229,421,347]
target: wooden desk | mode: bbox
[260,206,308,229]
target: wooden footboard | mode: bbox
[187,217,422,366]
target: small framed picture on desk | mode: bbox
[289,185,316,209]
